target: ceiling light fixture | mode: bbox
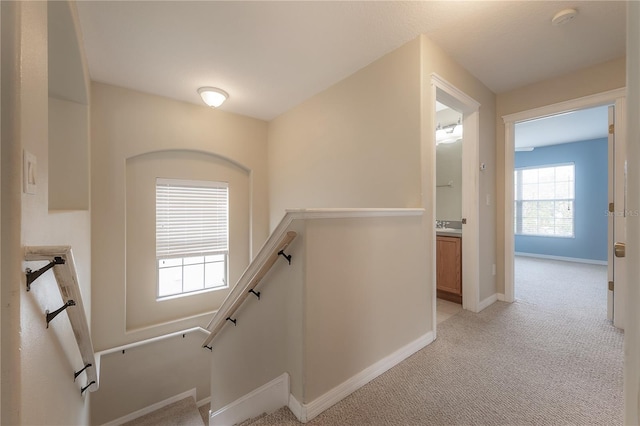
[198,87,228,108]
[551,8,578,26]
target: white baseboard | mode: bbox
[478,293,498,311]
[197,395,211,407]
[288,393,304,422]
[497,293,506,302]
[102,388,197,426]
[209,373,290,426]
[290,332,434,423]
[515,252,607,265]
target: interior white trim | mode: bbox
[502,87,626,305]
[503,88,626,124]
[209,373,290,426]
[288,394,305,423]
[101,388,197,426]
[515,252,607,266]
[292,332,434,423]
[431,73,481,315]
[478,293,498,311]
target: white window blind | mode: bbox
[156,178,228,259]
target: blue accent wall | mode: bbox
[515,138,608,261]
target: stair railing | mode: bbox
[202,230,297,349]
[24,245,98,394]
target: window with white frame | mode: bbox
[156,178,228,298]
[514,164,575,237]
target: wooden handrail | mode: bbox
[24,246,98,393]
[202,231,297,348]
[201,209,424,349]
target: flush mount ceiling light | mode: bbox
[551,8,578,26]
[198,87,228,108]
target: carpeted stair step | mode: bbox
[121,396,205,426]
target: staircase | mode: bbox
[121,397,205,426]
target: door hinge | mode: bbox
[609,202,615,213]
[608,281,614,291]
[609,124,615,134]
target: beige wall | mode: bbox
[90,82,269,350]
[48,97,90,210]
[495,57,626,294]
[303,215,429,402]
[267,38,423,226]
[1,1,93,424]
[210,213,429,417]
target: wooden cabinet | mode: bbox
[436,235,462,304]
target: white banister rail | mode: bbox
[24,245,98,394]
[202,231,297,348]
[96,326,208,358]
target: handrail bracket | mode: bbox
[25,256,65,291]
[46,300,76,328]
[277,249,292,265]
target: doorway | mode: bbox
[431,74,481,328]
[503,88,627,328]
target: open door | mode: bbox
[608,104,627,328]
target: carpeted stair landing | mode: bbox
[121,396,205,426]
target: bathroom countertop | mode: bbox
[436,228,462,237]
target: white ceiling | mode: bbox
[515,105,609,149]
[75,1,626,121]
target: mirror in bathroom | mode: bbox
[435,101,462,222]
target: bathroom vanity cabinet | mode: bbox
[436,235,462,304]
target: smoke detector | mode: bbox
[551,8,578,26]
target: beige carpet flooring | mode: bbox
[249,256,623,425]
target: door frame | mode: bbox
[502,88,626,325]
[431,74,481,316]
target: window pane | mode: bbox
[555,219,573,236]
[522,183,538,200]
[205,261,226,288]
[538,183,555,199]
[538,167,555,183]
[555,165,573,181]
[522,169,538,184]
[183,263,204,292]
[159,266,183,297]
[522,217,538,234]
[555,181,570,199]
[159,257,182,268]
